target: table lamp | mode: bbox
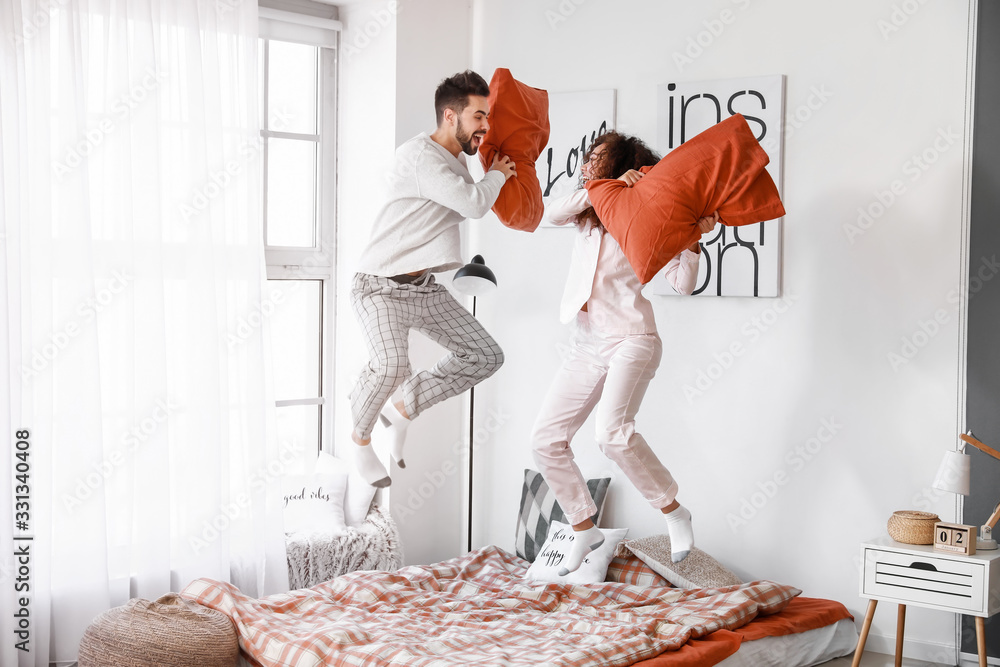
[933,431,1000,550]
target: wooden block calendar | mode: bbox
[934,522,977,555]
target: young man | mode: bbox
[350,70,516,487]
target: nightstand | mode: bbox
[854,537,1000,667]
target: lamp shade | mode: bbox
[933,449,971,496]
[453,255,497,297]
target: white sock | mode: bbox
[664,505,694,562]
[557,526,605,576]
[380,403,411,468]
[354,442,390,488]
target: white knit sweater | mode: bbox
[356,133,506,276]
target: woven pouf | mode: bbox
[78,593,238,667]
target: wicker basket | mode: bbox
[887,510,940,545]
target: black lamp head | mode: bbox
[453,255,497,296]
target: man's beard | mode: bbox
[456,117,481,156]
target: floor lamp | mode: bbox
[452,255,497,553]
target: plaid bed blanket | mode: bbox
[181,546,800,667]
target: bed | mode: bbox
[183,545,857,667]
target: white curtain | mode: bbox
[1,1,288,663]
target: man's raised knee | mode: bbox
[377,358,410,387]
[483,349,504,377]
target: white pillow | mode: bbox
[281,473,348,535]
[524,521,629,585]
[315,451,377,527]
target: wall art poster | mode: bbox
[537,89,616,225]
[650,75,785,297]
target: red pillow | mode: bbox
[585,113,785,284]
[478,68,550,232]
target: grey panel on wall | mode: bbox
[963,0,1000,657]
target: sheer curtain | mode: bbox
[1,1,288,663]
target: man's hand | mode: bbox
[689,211,720,252]
[617,169,644,187]
[490,154,517,180]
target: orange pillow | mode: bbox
[478,68,550,232]
[585,113,785,284]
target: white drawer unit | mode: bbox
[863,546,983,613]
[852,537,1000,667]
[860,539,1000,616]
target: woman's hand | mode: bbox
[617,169,644,187]
[688,212,720,252]
[697,211,720,234]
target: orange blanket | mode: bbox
[633,597,853,666]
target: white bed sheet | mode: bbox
[715,618,859,667]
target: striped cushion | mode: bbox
[514,469,610,563]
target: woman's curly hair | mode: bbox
[577,131,660,230]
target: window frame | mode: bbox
[258,9,339,458]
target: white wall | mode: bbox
[388,0,473,566]
[464,0,973,661]
[337,0,475,567]
[338,0,975,658]
[334,0,397,526]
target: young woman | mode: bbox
[532,132,718,574]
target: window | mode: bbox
[258,9,339,469]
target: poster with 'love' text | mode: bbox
[537,89,616,225]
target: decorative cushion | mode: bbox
[585,113,785,284]
[78,593,238,667]
[623,534,743,590]
[478,68,550,232]
[605,553,674,587]
[285,504,403,590]
[514,468,611,563]
[524,521,628,584]
[315,451,377,527]
[281,472,348,535]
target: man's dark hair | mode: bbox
[434,70,490,125]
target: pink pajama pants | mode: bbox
[531,315,678,525]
